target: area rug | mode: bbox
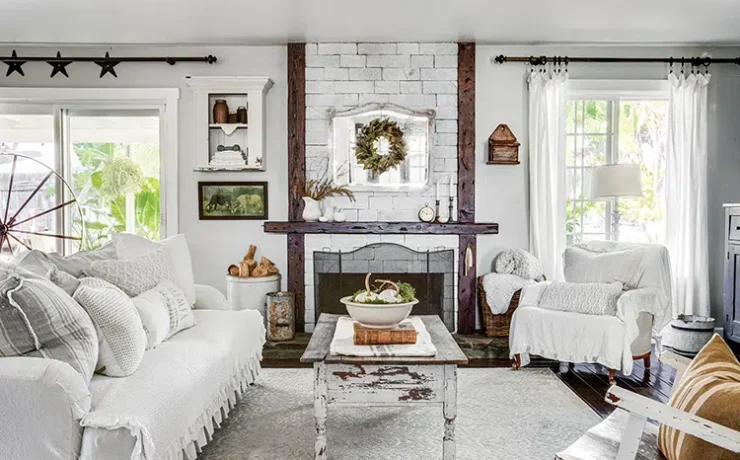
[198,368,600,460]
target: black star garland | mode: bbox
[48,52,73,78]
[3,50,26,77]
[94,52,120,78]
[0,51,218,78]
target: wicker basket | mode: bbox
[478,274,546,337]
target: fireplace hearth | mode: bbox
[313,243,455,331]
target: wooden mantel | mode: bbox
[264,221,498,235]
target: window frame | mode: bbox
[0,88,179,243]
[565,79,670,244]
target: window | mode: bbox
[565,82,669,245]
[0,89,177,257]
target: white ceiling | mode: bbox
[2,0,740,45]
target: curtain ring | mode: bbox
[564,56,569,73]
[669,57,674,73]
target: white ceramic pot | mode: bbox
[302,197,323,222]
[670,315,715,355]
[340,296,419,329]
[334,210,347,222]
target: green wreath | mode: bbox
[354,118,408,175]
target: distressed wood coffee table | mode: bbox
[301,314,468,460]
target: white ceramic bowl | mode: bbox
[340,296,419,329]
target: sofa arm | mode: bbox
[194,284,230,310]
[0,357,91,460]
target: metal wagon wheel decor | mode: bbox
[0,152,83,258]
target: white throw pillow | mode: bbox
[73,277,146,377]
[133,280,196,347]
[563,246,645,289]
[88,247,174,297]
[539,281,623,316]
[113,233,196,306]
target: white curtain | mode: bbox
[528,69,568,280]
[665,71,711,317]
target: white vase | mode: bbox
[302,197,323,222]
[322,204,336,222]
[334,209,347,222]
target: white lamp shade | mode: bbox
[590,163,643,199]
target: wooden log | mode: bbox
[245,244,257,261]
[239,260,252,277]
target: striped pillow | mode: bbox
[658,334,740,459]
[0,266,98,383]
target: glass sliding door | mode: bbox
[67,109,161,250]
[0,104,164,258]
[0,105,64,258]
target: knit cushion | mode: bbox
[73,277,146,377]
[658,334,740,460]
[113,233,196,306]
[0,264,98,383]
[539,281,623,316]
[88,246,174,297]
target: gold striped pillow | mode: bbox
[658,334,740,460]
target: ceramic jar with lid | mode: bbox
[236,106,248,124]
[213,99,229,124]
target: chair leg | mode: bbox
[643,355,651,370]
[512,354,521,370]
[608,369,617,386]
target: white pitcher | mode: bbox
[302,197,323,222]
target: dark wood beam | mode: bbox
[264,221,499,235]
[287,43,306,222]
[287,43,306,332]
[287,233,305,333]
[457,42,476,334]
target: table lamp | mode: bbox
[591,163,642,240]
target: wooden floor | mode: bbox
[264,347,676,419]
[554,353,676,418]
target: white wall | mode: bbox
[476,45,740,321]
[0,45,288,293]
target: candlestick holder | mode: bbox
[448,196,455,223]
[434,199,441,222]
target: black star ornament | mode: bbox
[48,52,73,78]
[4,50,26,77]
[94,52,120,78]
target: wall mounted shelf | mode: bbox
[185,76,273,172]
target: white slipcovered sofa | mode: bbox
[0,284,265,460]
[510,242,671,381]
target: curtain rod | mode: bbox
[494,55,740,66]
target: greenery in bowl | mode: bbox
[350,273,416,305]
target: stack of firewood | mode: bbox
[228,245,279,278]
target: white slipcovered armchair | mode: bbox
[510,242,672,383]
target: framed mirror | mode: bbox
[329,103,435,191]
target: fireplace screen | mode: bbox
[313,243,455,331]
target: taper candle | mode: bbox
[436,181,440,200]
[449,175,454,195]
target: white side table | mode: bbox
[226,275,280,322]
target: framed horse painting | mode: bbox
[198,181,269,220]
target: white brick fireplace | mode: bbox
[304,42,459,221]
[302,42,460,332]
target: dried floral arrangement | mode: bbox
[303,178,355,202]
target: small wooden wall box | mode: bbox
[488,124,520,165]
